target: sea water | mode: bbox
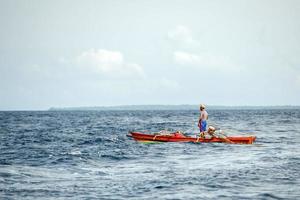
[0,109,299,199]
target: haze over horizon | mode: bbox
[1,0,300,110]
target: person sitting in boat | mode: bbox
[173,131,185,138]
[207,126,216,136]
[198,104,208,138]
[199,126,216,139]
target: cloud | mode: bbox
[174,51,201,65]
[173,51,239,71]
[167,26,240,72]
[167,25,197,46]
[76,49,144,78]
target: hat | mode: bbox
[200,104,205,109]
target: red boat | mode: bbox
[128,131,256,144]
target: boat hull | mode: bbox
[128,132,256,144]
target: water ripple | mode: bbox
[0,110,300,199]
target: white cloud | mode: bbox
[174,51,202,65]
[168,26,240,72]
[173,51,239,71]
[167,25,197,45]
[76,49,144,78]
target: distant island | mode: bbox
[48,105,300,111]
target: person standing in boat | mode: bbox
[198,104,208,138]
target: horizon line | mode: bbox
[1,104,300,111]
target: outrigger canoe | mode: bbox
[128,131,256,144]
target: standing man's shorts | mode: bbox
[200,120,207,132]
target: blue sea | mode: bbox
[0,109,299,199]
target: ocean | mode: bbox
[0,109,299,199]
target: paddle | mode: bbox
[213,130,234,144]
[208,127,234,144]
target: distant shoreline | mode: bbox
[47,105,300,111]
[1,105,300,111]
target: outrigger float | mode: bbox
[128,131,256,144]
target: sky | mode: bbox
[0,0,300,110]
